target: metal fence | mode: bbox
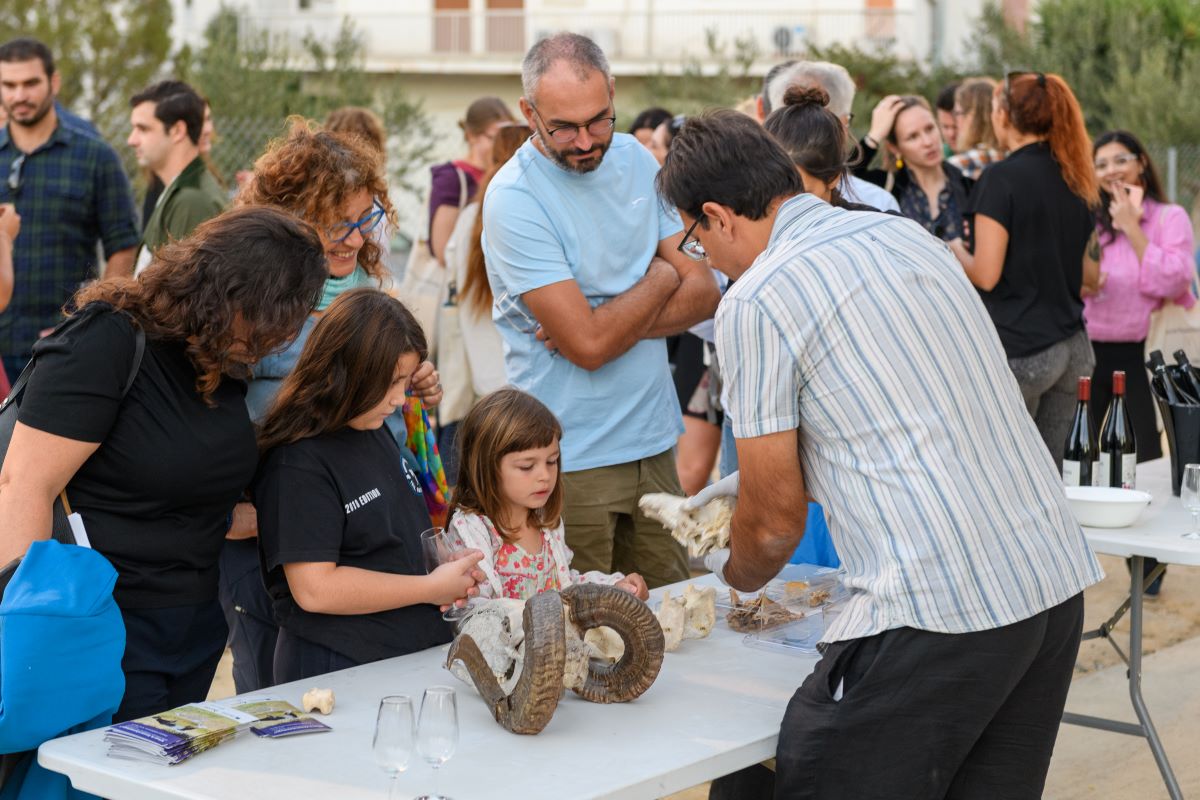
[1150,145,1200,217]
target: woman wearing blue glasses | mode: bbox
[221,118,446,694]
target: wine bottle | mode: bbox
[1172,349,1200,402]
[1062,376,1098,487]
[1098,370,1137,489]
[1146,350,1189,405]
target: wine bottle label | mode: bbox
[1092,461,1102,487]
[1098,452,1112,487]
[1121,454,1137,489]
[1062,460,1081,486]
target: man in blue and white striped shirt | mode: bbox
[658,110,1103,799]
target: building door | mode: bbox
[434,0,470,53]
[487,0,525,53]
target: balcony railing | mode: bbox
[240,8,919,70]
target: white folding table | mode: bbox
[1068,457,1200,800]
[38,575,816,800]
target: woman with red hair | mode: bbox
[950,72,1100,465]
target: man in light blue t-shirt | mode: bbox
[482,32,720,588]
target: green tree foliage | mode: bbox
[0,0,173,135]
[176,5,435,198]
[967,0,1200,142]
[635,29,760,119]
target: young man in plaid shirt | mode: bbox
[0,38,139,382]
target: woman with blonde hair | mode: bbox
[947,78,1002,180]
[952,72,1101,464]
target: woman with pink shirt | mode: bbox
[1085,130,1196,464]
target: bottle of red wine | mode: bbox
[1098,370,1137,489]
[1062,377,1098,487]
[1172,349,1200,402]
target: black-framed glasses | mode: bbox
[325,201,385,244]
[7,154,25,197]
[677,215,707,262]
[529,103,617,145]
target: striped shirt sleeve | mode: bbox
[717,294,801,439]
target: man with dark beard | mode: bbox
[0,38,138,383]
[481,32,719,589]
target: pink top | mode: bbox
[1084,199,1196,342]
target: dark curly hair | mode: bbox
[236,117,396,283]
[73,206,327,404]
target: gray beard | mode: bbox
[536,129,607,174]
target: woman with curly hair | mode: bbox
[0,206,327,721]
[226,117,447,694]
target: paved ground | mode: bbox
[209,557,1200,799]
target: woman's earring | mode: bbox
[895,156,904,170]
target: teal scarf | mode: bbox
[317,266,376,311]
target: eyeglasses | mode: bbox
[1094,153,1140,171]
[325,201,385,244]
[529,103,617,145]
[7,154,25,197]
[677,215,707,262]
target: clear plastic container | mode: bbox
[715,563,846,654]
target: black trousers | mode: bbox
[218,538,279,693]
[713,593,1085,800]
[115,598,228,723]
[273,627,358,685]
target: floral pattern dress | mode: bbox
[494,531,563,600]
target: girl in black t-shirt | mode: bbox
[255,289,484,681]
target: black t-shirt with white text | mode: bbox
[17,304,258,608]
[965,141,1094,358]
[255,426,450,665]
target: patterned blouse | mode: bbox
[494,532,563,599]
[896,173,964,242]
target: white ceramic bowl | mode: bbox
[1064,486,1152,528]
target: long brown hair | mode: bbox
[462,123,531,317]
[450,388,563,540]
[236,117,396,283]
[998,73,1099,206]
[74,206,326,404]
[954,77,998,151]
[257,289,428,453]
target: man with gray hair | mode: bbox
[483,32,720,588]
[757,60,900,213]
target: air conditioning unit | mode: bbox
[772,24,807,56]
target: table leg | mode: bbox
[1126,556,1184,800]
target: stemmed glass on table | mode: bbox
[1181,464,1200,540]
[373,695,415,799]
[414,686,459,800]
[420,526,486,622]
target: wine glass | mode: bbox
[1181,464,1200,540]
[373,695,415,799]
[415,686,458,800]
[420,527,480,622]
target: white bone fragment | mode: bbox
[683,584,717,640]
[655,590,686,652]
[583,625,625,663]
[638,493,734,557]
[301,687,335,715]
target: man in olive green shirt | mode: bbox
[127,80,225,273]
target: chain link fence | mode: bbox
[1149,145,1200,222]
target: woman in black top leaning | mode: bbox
[255,289,484,682]
[0,206,328,721]
[949,72,1101,465]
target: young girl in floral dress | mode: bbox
[448,388,649,601]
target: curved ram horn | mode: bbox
[446,590,566,735]
[562,583,665,704]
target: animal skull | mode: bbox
[446,584,666,735]
[638,493,734,557]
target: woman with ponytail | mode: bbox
[951,72,1100,465]
[764,86,868,208]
